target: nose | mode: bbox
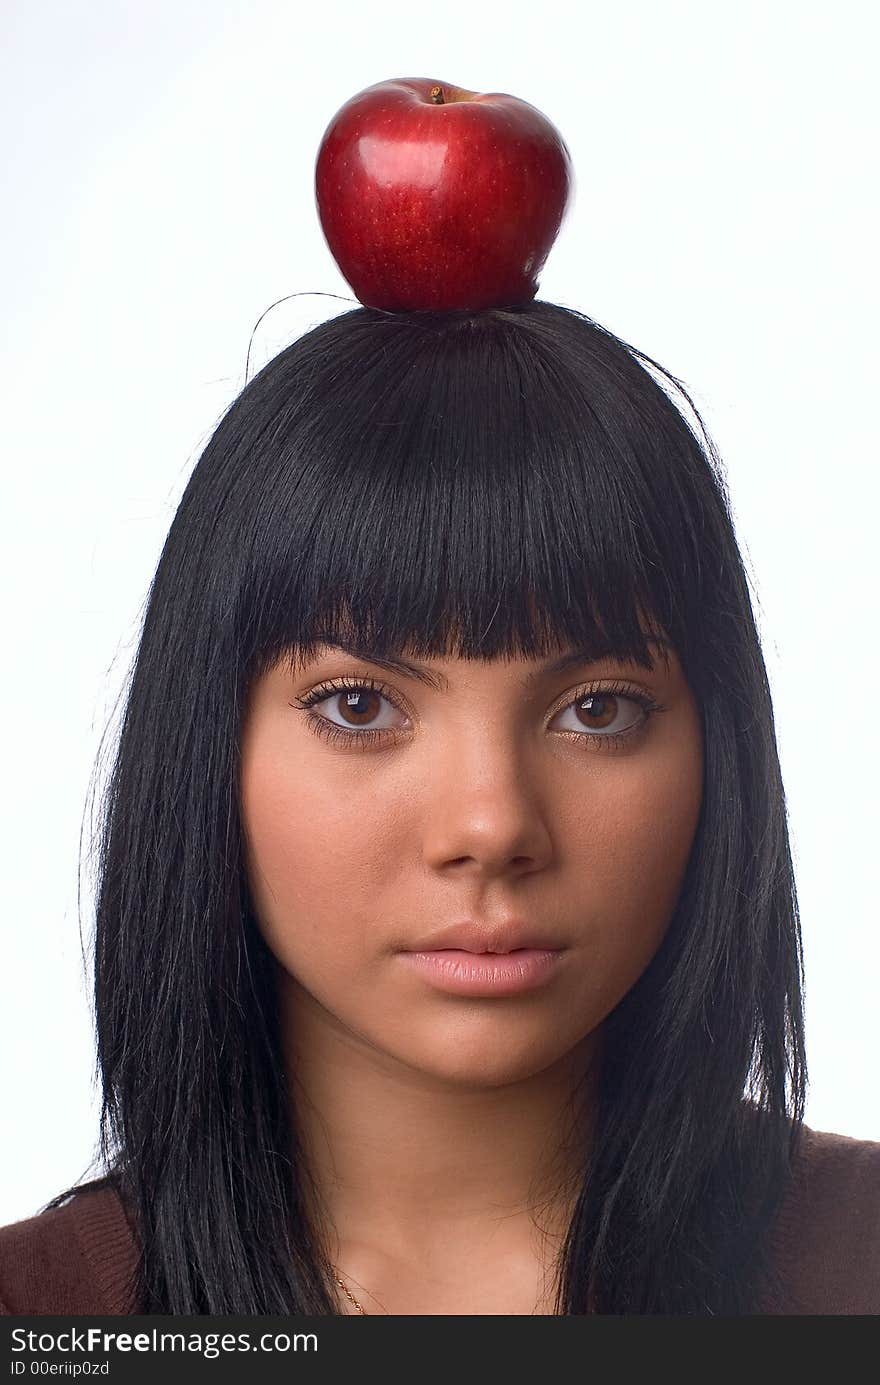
[421,733,553,876]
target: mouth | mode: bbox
[398,946,566,997]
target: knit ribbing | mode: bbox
[69,1185,140,1314]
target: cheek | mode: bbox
[240,734,395,977]
[564,735,703,992]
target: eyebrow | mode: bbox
[312,636,673,693]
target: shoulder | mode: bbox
[0,1180,140,1315]
[763,1122,880,1314]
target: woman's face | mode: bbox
[239,631,704,1088]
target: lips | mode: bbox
[400,947,565,996]
[403,920,566,955]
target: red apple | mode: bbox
[314,77,573,312]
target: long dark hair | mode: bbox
[45,299,806,1313]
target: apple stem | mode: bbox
[429,85,445,104]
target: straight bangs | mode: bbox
[232,303,714,689]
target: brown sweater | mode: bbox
[1,1123,878,1315]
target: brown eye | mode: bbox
[334,689,384,727]
[553,689,651,741]
[296,680,407,737]
[294,677,663,752]
[574,694,619,730]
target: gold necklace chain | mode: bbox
[332,1267,368,1314]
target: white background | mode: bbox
[1,1,877,1228]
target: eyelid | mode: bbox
[293,673,665,726]
[547,677,659,718]
[292,672,414,718]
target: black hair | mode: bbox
[45,299,806,1313]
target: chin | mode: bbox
[383,1020,596,1091]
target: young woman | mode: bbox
[1,301,877,1315]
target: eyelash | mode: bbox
[291,676,668,753]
